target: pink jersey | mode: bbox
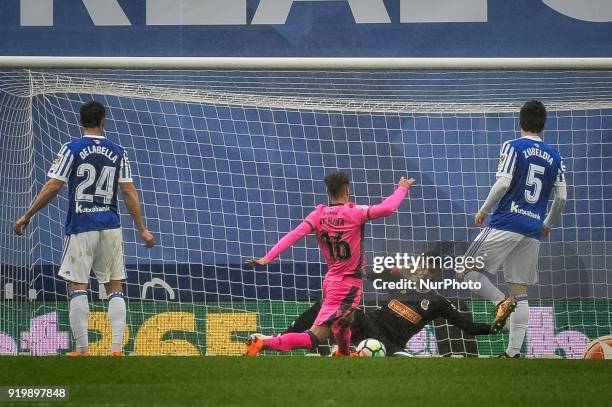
[263,185,408,281]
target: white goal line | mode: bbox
[1,57,612,70]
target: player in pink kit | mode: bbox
[245,172,415,356]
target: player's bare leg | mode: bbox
[67,281,90,356]
[105,279,126,356]
[502,283,528,357]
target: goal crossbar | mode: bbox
[1,57,612,70]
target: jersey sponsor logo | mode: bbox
[420,299,430,311]
[75,202,111,214]
[510,201,541,220]
[388,299,422,324]
[522,147,554,165]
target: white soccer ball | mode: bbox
[356,339,386,357]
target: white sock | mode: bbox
[464,271,505,304]
[108,292,126,353]
[69,291,89,353]
[506,296,529,357]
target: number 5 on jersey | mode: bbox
[525,163,545,203]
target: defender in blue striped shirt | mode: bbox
[462,101,567,358]
[14,101,156,356]
[49,128,132,235]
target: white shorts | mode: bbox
[465,227,540,285]
[58,228,126,284]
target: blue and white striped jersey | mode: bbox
[47,135,132,235]
[488,135,566,239]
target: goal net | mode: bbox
[0,67,610,357]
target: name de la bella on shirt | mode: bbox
[78,145,119,163]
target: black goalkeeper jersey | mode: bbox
[355,289,491,354]
[284,289,491,355]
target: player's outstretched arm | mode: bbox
[13,178,65,236]
[120,182,156,248]
[246,217,315,266]
[366,176,415,220]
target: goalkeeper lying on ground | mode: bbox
[271,261,492,356]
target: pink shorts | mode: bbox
[313,277,363,327]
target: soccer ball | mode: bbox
[356,339,386,357]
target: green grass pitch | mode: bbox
[2,357,611,406]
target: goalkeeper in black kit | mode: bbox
[282,260,492,356]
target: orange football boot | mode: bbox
[245,335,264,356]
[332,349,357,357]
[491,297,517,334]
